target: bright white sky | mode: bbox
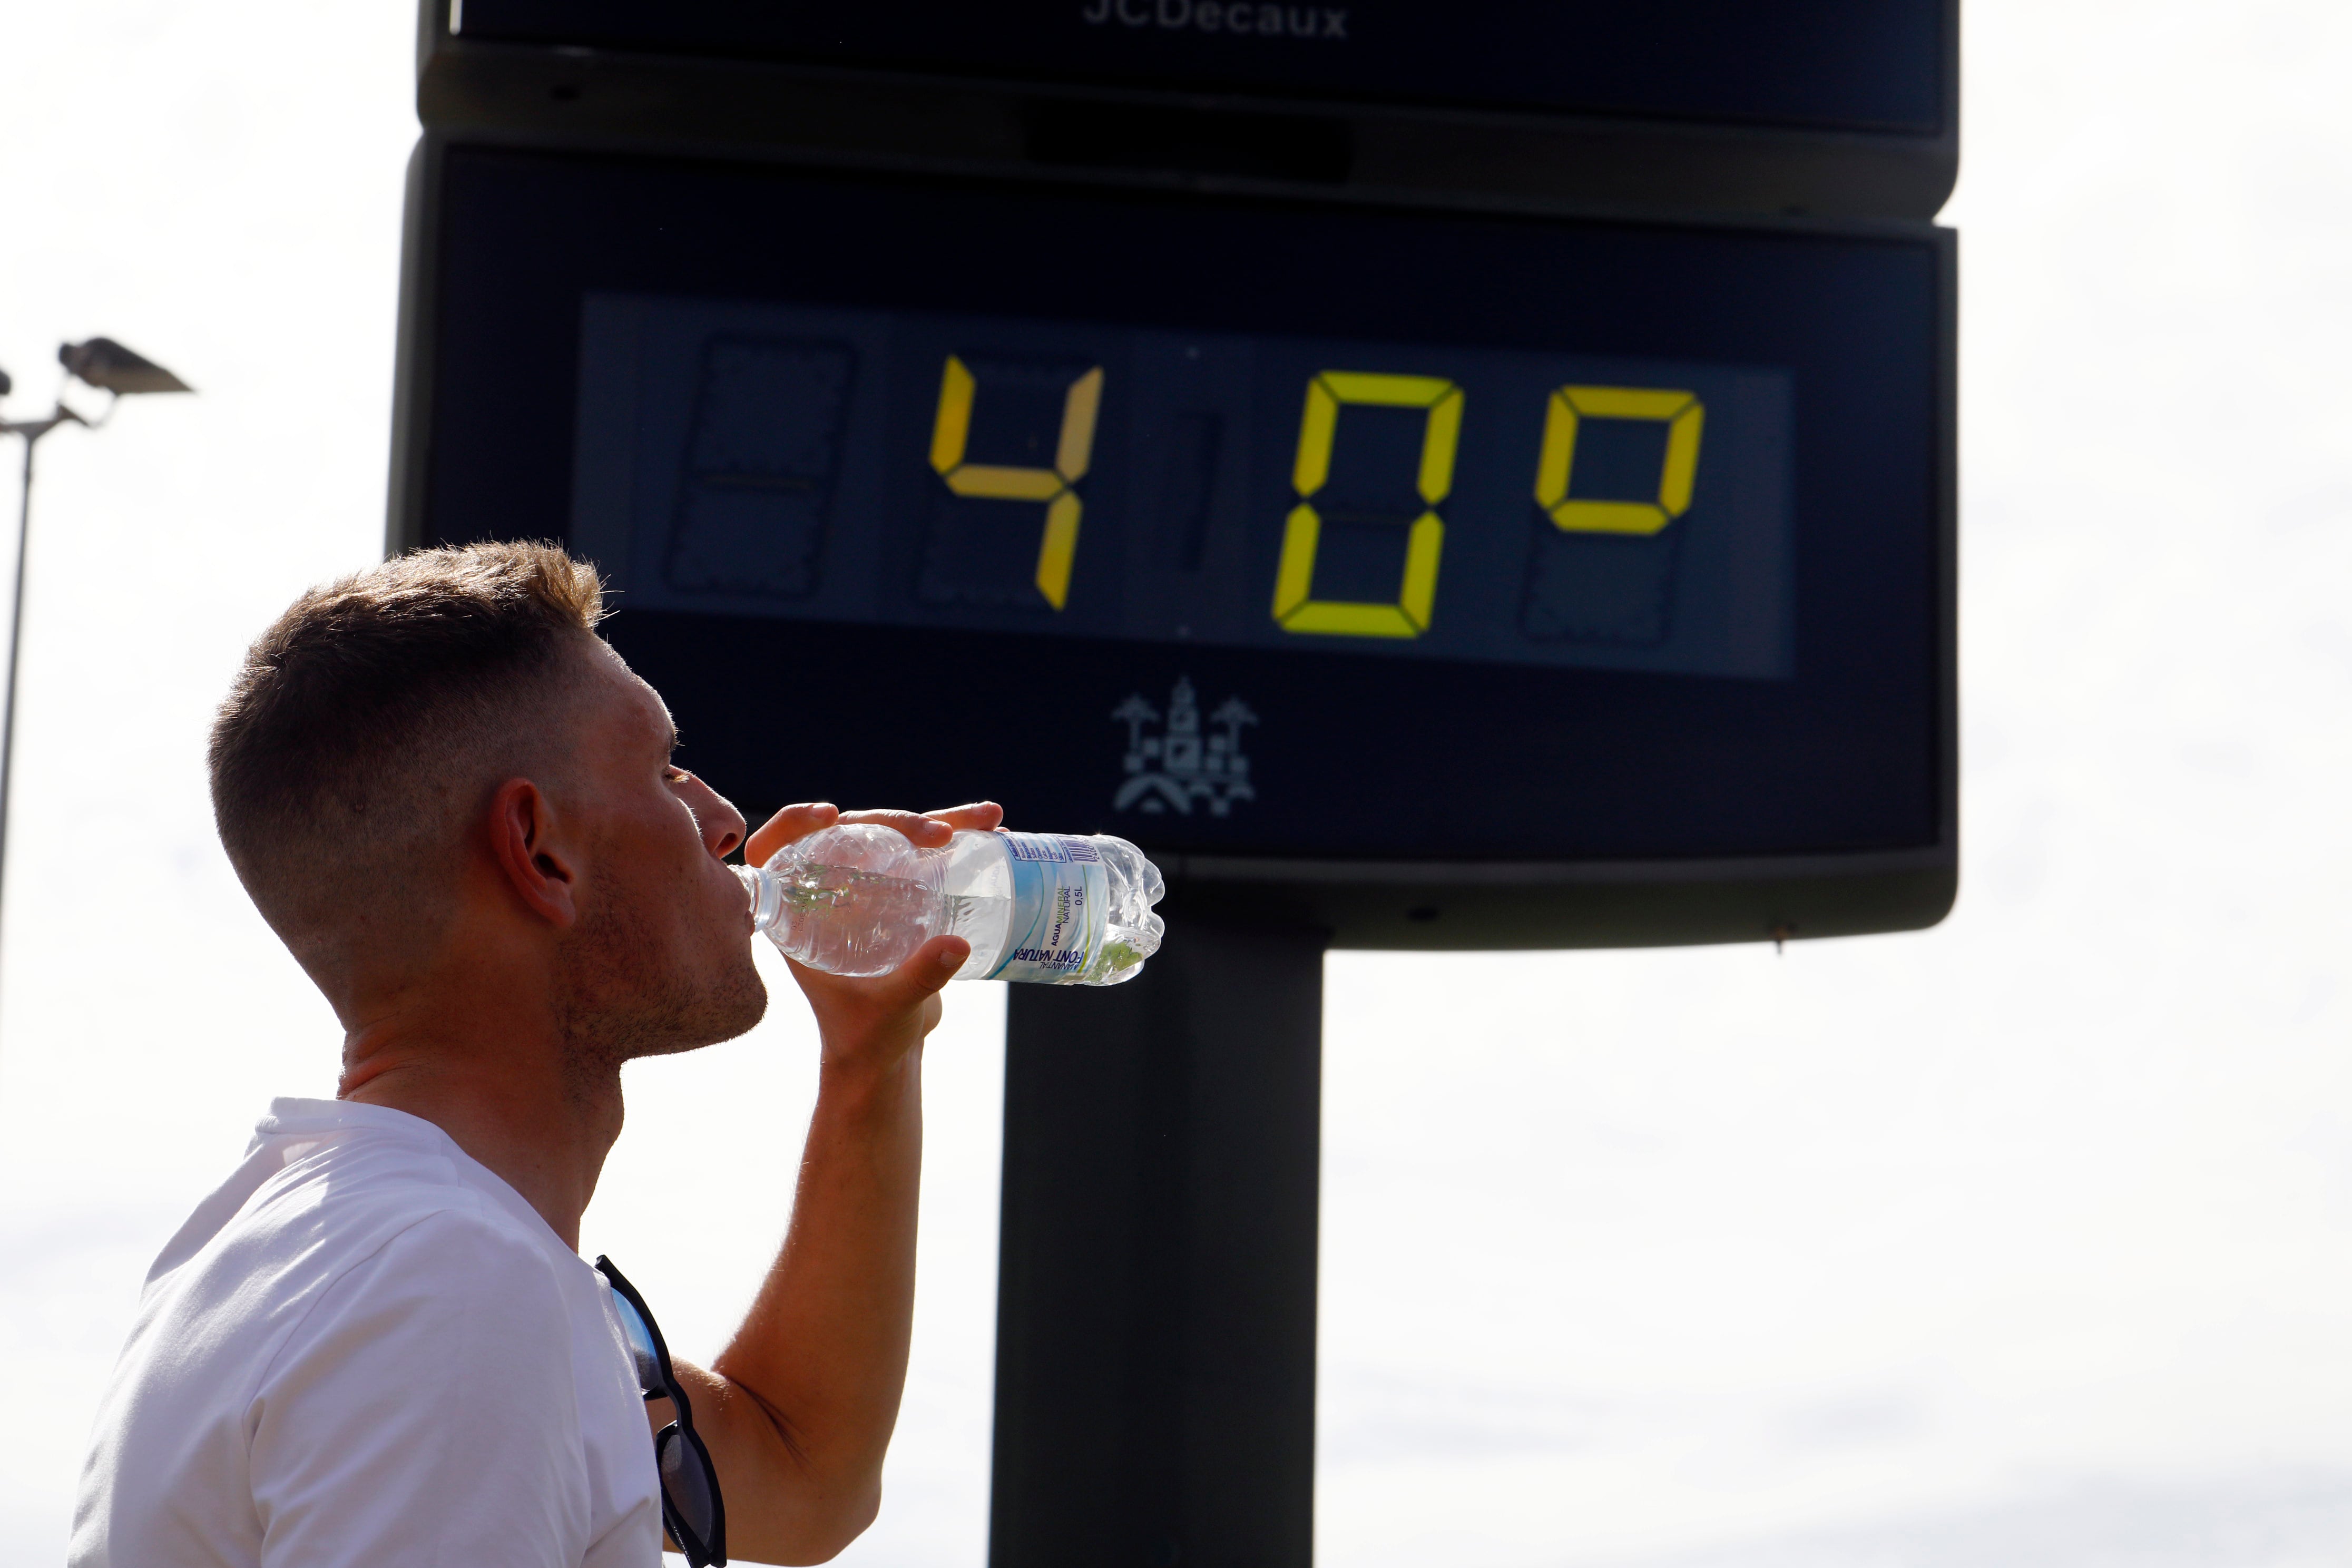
[5,3,2352,1565]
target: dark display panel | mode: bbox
[574,297,1793,682]
[452,0,1945,135]
[414,146,1946,871]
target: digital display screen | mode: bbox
[573,298,1792,682]
[454,0,1946,135]
[418,148,1947,866]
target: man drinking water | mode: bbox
[71,541,991,1566]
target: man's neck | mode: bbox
[338,988,620,1252]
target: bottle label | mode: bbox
[987,833,1107,983]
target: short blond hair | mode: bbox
[209,541,607,983]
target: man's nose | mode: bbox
[682,775,747,859]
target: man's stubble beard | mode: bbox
[553,873,768,1095]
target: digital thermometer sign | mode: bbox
[399,143,1953,943]
[394,18,1958,1567]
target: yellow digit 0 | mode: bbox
[1532,385,1705,535]
[1272,370,1462,639]
[928,354,1103,609]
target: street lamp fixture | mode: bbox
[59,338,194,398]
[0,337,193,949]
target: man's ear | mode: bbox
[489,776,580,928]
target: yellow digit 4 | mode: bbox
[1532,385,1705,535]
[928,354,1104,609]
[1272,370,1462,639]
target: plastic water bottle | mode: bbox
[739,826,1167,985]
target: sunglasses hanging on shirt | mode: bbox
[596,1256,729,1567]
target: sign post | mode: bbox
[995,918,1326,1566]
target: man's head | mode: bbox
[210,542,763,1068]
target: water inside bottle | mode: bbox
[769,859,931,977]
[768,853,1014,978]
[944,892,1014,977]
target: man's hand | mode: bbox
[681,798,1003,1564]
[743,799,1005,1075]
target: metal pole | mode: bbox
[990,914,1327,1568]
[0,424,36,920]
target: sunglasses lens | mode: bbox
[658,1424,720,1550]
[607,1289,663,1394]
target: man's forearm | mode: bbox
[694,1045,925,1563]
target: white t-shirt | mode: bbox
[69,1097,664,1568]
